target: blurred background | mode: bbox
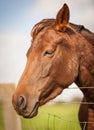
[0,0,94,101]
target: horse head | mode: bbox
[12,4,84,118]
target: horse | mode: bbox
[12,4,94,130]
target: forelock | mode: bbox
[31,19,55,39]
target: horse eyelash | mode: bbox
[44,50,54,56]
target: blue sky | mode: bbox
[0,0,35,32]
[0,0,94,100]
[1,0,94,33]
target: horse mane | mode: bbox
[70,23,94,45]
[31,18,94,46]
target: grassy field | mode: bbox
[21,103,81,130]
[0,105,5,130]
[0,103,81,130]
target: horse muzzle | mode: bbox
[12,93,39,118]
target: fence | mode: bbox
[0,84,21,130]
[0,84,94,130]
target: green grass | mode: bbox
[21,103,81,130]
[0,103,81,130]
[0,105,5,130]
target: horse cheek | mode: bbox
[41,63,51,78]
[54,56,78,87]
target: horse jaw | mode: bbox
[39,83,64,106]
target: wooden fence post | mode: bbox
[0,84,22,130]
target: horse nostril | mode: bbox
[17,95,26,110]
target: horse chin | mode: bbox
[23,102,39,118]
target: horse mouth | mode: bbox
[24,102,39,118]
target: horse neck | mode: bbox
[81,28,94,46]
[74,27,94,89]
[71,23,94,108]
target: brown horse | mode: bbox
[12,4,94,130]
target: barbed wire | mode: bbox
[0,85,94,130]
[66,86,94,89]
[23,111,94,130]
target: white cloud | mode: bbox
[0,32,30,83]
[25,0,94,31]
[26,0,63,17]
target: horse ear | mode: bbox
[55,3,70,31]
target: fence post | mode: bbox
[0,83,22,130]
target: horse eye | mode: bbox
[44,50,54,56]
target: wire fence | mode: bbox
[21,103,81,130]
[0,84,94,130]
[20,86,94,130]
[20,102,94,130]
